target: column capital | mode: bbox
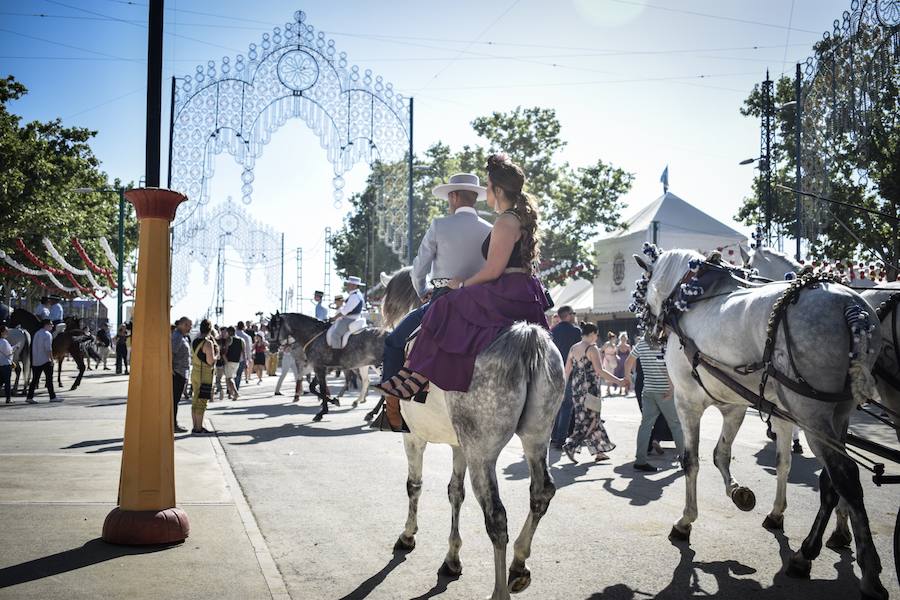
[125,188,186,222]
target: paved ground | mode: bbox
[0,362,898,599]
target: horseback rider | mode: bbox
[326,277,367,349]
[377,154,551,404]
[48,296,64,325]
[34,297,51,321]
[373,172,492,432]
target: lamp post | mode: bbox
[76,187,126,328]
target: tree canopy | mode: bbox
[0,75,137,298]
[736,28,899,276]
[331,106,633,287]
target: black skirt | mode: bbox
[253,351,266,366]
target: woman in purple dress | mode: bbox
[378,153,550,397]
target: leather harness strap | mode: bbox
[302,330,326,354]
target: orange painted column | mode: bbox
[102,188,189,545]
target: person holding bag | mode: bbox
[190,319,217,435]
[562,323,623,464]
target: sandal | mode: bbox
[594,453,610,462]
[389,372,429,400]
[563,443,578,464]
[374,368,414,396]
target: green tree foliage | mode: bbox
[331,107,633,286]
[0,75,137,295]
[736,31,899,275]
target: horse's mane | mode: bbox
[647,249,705,316]
[381,267,418,330]
[282,311,329,332]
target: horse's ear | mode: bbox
[379,272,391,286]
[739,245,751,265]
[633,254,650,273]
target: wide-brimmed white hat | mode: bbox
[432,173,487,201]
[343,276,366,287]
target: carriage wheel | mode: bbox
[894,506,899,586]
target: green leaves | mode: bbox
[0,75,136,294]
[331,106,633,286]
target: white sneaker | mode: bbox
[49,397,63,403]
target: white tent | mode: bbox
[548,278,593,313]
[593,191,747,315]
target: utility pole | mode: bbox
[324,227,332,300]
[407,97,414,265]
[214,235,225,322]
[296,248,302,312]
[760,70,775,245]
[279,232,285,312]
[794,63,803,262]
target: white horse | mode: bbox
[380,268,565,600]
[636,247,888,600]
[7,327,31,395]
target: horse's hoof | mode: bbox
[730,486,756,512]
[860,581,889,600]
[438,560,462,578]
[762,514,784,531]
[825,529,852,550]
[785,552,811,579]
[668,524,691,543]
[507,565,531,594]
[393,535,416,553]
[312,414,324,423]
[352,401,359,408]
[330,399,341,407]
[363,412,375,422]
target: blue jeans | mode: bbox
[551,379,574,445]
[234,360,245,391]
[382,304,427,383]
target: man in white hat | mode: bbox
[326,276,368,349]
[372,173,492,432]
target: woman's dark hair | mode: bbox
[199,319,213,337]
[581,323,598,337]
[0,324,7,335]
[486,153,540,268]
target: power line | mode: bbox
[604,0,820,34]
[422,70,759,91]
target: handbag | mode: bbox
[583,392,603,413]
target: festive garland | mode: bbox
[15,238,91,293]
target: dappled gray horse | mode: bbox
[6,327,31,395]
[636,247,888,600]
[267,312,381,421]
[381,267,565,600]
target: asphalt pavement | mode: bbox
[0,362,898,599]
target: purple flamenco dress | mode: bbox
[407,232,550,392]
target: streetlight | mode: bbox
[75,187,126,329]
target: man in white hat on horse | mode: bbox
[326,276,368,349]
[373,172,492,432]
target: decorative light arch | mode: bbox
[168,9,415,301]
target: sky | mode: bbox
[1,0,850,323]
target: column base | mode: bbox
[102,506,190,545]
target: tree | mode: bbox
[331,107,633,286]
[735,28,900,276]
[0,75,137,297]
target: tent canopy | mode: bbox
[605,191,745,241]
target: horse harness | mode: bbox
[658,265,858,430]
[872,292,900,392]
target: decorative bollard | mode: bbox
[102,188,190,545]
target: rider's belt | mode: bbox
[503,268,530,275]
[431,278,452,288]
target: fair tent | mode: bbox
[593,191,747,315]
[548,278,593,313]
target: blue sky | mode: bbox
[1,0,848,322]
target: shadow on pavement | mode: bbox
[753,443,821,489]
[585,538,860,599]
[0,538,174,588]
[336,549,408,600]
[216,422,373,445]
[596,463,682,506]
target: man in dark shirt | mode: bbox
[550,305,582,449]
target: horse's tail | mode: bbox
[484,322,549,383]
[844,302,879,406]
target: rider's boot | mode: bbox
[371,395,409,433]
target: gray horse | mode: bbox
[381,267,565,600]
[266,312,381,421]
[748,246,900,552]
[637,248,888,600]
